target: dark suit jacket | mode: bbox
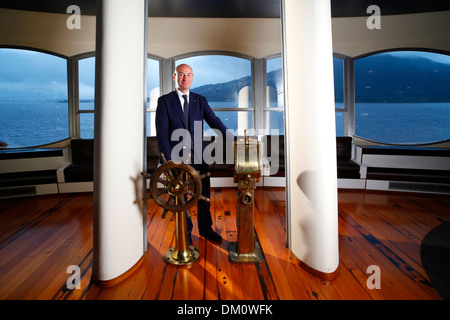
[155,90,228,162]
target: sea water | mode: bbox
[0,101,449,148]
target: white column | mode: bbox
[238,86,251,135]
[281,0,339,277]
[93,0,148,282]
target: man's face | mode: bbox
[174,64,193,93]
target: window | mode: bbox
[334,57,345,137]
[175,54,253,135]
[78,56,95,139]
[264,56,345,137]
[355,51,450,144]
[77,56,161,138]
[266,56,284,134]
[0,48,68,148]
[147,57,161,136]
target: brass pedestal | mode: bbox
[165,246,200,265]
[229,131,263,263]
[229,240,263,263]
[165,210,200,265]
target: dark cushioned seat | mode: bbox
[361,145,450,184]
[63,135,362,182]
[0,170,57,187]
[337,159,361,178]
[209,163,234,177]
[204,138,234,177]
[336,137,360,179]
[146,136,161,173]
[263,135,285,177]
[262,135,360,179]
[360,145,450,157]
[64,139,94,182]
[367,167,450,184]
[64,164,93,182]
[71,139,94,164]
[64,137,162,182]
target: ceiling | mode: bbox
[1,0,450,18]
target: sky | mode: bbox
[1,48,449,102]
[78,56,95,100]
[176,55,252,88]
[0,49,68,102]
[385,51,450,64]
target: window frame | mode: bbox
[173,51,256,133]
[73,53,164,138]
[353,48,450,145]
[6,46,447,148]
[71,52,95,139]
[263,54,350,137]
[263,54,284,135]
[146,53,163,136]
[0,45,71,147]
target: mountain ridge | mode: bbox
[191,54,450,103]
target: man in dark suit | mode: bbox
[155,63,229,244]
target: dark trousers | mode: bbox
[187,163,212,234]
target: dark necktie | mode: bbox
[182,94,189,127]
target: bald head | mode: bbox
[174,64,194,94]
[175,64,193,74]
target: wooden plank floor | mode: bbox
[0,188,449,300]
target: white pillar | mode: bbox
[93,0,148,283]
[238,86,251,135]
[281,0,339,277]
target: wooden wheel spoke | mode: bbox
[176,170,185,181]
[156,188,167,196]
[186,178,197,187]
[168,195,176,206]
[157,177,168,185]
[166,168,176,181]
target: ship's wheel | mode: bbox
[141,153,210,265]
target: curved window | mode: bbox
[0,48,68,148]
[264,56,345,136]
[334,57,345,136]
[77,56,161,138]
[175,54,253,134]
[79,56,95,139]
[146,57,161,136]
[266,56,284,134]
[355,51,450,144]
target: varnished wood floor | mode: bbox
[0,188,449,300]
